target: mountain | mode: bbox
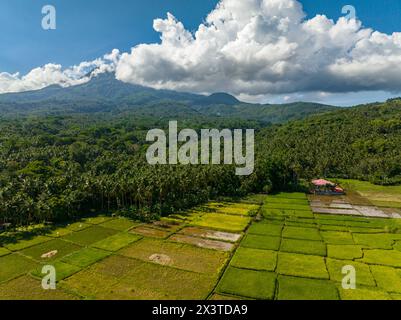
[0,72,337,123]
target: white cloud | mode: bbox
[0,49,120,94]
[115,0,401,100]
[2,0,401,105]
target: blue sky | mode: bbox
[1,0,400,74]
[1,0,401,105]
[0,0,218,74]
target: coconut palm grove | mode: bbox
[1,0,401,302]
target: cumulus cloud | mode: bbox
[2,0,401,103]
[115,0,401,99]
[0,49,120,94]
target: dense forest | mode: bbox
[0,73,400,227]
[258,99,401,185]
[0,115,293,226]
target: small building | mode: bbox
[311,179,345,195]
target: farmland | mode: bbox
[2,181,401,300]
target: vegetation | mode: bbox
[1,73,401,228]
[258,99,401,185]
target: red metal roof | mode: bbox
[312,179,336,186]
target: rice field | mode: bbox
[215,191,401,300]
[2,180,401,300]
[0,201,254,300]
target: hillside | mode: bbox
[0,72,336,123]
[258,99,401,185]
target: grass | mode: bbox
[0,254,39,283]
[282,226,321,241]
[20,239,82,262]
[46,226,73,238]
[99,217,141,231]
[280,238,326,256]
[267,193,307,200]
[191,213,251,232]
[112,261,216,300]
[327,244,363,260]
[241,234,281,251]
[217,267,276,300]
[61,247,111,268]
[277,276,339,300]
[247,222,282,237]
[92,232,141,252]
[265,197,309,205]
[31,260,82,282]
[82,216,113,225]
[62,226,118,246]
[241,194,268,204]
[0,247,10,257]
[326,258,376,287]
[277,252,329,279]
[320,231,354,245]
[64,222,92,232]
[352,233,394,249]
[319,224,350,232]
[264,203,311,211]
[214,204,259,216]
[230,248,277,271]
[4,184,401,300]
[337,286,392,300]
[0,275,79,300]
[370,265,401,293]
[361,249,401,267]
[5,236,52,252]
[64,256,216,300]
[60,268,121,299]
[338,179,401,208]
[118,238,228,274]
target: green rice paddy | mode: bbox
[2,181,401,300]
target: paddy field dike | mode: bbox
[1,180,401,300]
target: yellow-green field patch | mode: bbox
[231,247,277,271]
[277,252,329,279]
[191,213,251,232]
[61,247,111,268]
[99,217,141,231]
[0,253,39,283]
[0,247,10,257]
[327,244,363,260]
[31,260,82,282]
[337,286,392,300]
[118,238,228,274]
[280,238,326,256]
[320,231,354,245]
[0,275,78,300]
[248,222,283,237]
[326,258,375,287]
[92,233,142,252]
[277,276,339,300]
[5,235,52,252]
[241,234,281,251]
[62,226,118,246]
[217,267,276,300]
[361,249,401,267]
[370,265,401,293]
[282,226,321,241]
[20,239,82,262]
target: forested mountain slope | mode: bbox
[257,98,401,185]
[0,73,336,124]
